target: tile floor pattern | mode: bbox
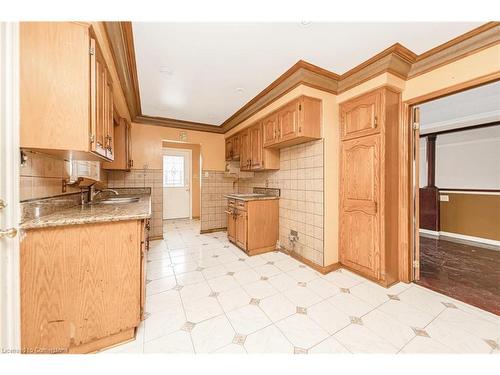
[104,219,500,354]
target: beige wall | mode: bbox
[162,141,201,218]
[440,192,500,241]
[131,122,225,171]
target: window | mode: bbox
[163,155,185,187]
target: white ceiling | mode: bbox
[420,81,500,134]
[132,22,483,125]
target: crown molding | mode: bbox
[220,60,339,132]
[104,21,142,119]
[106,22,497,135]
[135,115,224,134]
[408,22,500,78]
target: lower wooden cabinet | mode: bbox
[20,219,147,353]
[226,198,279,255]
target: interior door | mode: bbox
[412,106,421,280]
[0,21,21,352]
[163,148,192,220]
[340,134,381,279]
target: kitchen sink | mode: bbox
[98,196,140,204]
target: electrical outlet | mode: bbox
[440,195,449,202]
[290,230,298,236]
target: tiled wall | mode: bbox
[107,169,163,238]
[237,140,324,266]
[200,170,236,232]
[19,151,95,201]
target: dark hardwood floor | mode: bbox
[417,236,500,316]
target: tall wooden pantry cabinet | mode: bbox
[339,86,401,287]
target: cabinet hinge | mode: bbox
[413,122,420,131]
[413,260,419,268]
[89,47,95,55]
[298,104,302,111]
[89,134,95,143]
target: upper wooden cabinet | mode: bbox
[264,96,322,149]
[340,89,381,140]
[102,116,133,170]
[225,134,240,161]
[238,123,279,171]
[20,22,114,161]
[339,87,401,287]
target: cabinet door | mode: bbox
[105,74,114,160]
[235,211,247,250]
[227,211,236,243]
[340,134,381,279]
[262,113,278,147]
[225,138,233,161]
[250,124,263,170]
[239,130,251,171]
[278,101,299,142]
[90,39,108,159]
[340,90,381,140]
[232,134,240,160]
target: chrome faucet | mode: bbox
[87,185,119,203]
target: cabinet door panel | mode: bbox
[340,134,380,278]
[227,212,236,243]
[340,90,381,140]
[262,114,278,147]
[225,138,233,161]
[235,212,247,250]
[278,101,299,141]
[90,41,108,158]
[239,130,250,170]
[250,125,263,170]
[232,135,240,160]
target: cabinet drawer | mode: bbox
[236,200,247,211]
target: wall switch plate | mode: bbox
[440,195,449,202]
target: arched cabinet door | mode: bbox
[339,134,381,279]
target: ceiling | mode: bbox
[132,22,483,125]
[420,81,500,134]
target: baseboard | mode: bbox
[200,227,227,234]
[419,229,500,250]
[283,249,341,275]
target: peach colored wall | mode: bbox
[225,86,339,267]
[131,122,226,171]
[162,142,201,218]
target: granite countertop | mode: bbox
[224,194,280,202]
[20,194,152,230]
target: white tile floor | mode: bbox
[104,219,500,354]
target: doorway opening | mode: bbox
[162,142,201,221]
[411,80,500,315]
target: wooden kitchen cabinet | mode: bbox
[339,87,400,287]
[340,89,381,140]
[226,198,279,255]
[20,22,114,161]
[103,116,133,170]
[20,220,146,353]
[263,96,322,149]
[225,134,241,161]
[236,123,279,171]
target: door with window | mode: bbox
[163,148,192,220]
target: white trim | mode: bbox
[439,190,500,196]
[162,147,193,220]
[418,228,439,237]
[419,228,500,248]
[0,22,21,352]
[439,231,500,248]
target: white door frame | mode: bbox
[162,147,193,220]
[0,22,21,352]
